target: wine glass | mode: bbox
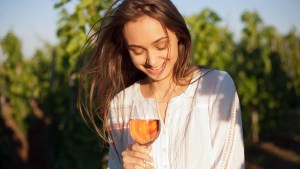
[129,99,160,145]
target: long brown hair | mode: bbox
[78,0,197,141]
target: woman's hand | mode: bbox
[122,143,154,169]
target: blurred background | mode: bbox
[0,0,299,168]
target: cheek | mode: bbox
[169,42,179,60]
[129,54,145,66]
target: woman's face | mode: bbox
[123,15,179,82]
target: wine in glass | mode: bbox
[129,99,160,145]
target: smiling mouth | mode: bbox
[146,62,166,75]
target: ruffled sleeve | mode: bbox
[209,72,245,169]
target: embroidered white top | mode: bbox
[108,69,245,169]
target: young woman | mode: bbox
[78,0,245,168]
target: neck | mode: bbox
[141,76,180,103]
[153,79,175,98]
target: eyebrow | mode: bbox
[127,37,168,48]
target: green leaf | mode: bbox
[66,38,78,54]
[78,10,85,26]
[79,0,93,8]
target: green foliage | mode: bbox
[186,8,235,71]
[0,31,23,69]
[234,11,300,140]
[187,9,300,142]
[1,0,113,168]
[0,31,36,132]
[54,0,112,74]
[279,29,300,95]
[34,0,113,168]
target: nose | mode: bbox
[146,50,159,67]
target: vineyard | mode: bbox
[0,0,299,168]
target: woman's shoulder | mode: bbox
[197,68,234,84]
[193,68,236,93]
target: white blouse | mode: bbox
[107,69,245,169]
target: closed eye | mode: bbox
[156,45,167,50]
[155,41,168,50]
[129,47,144,55]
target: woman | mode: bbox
[78,0,245,168]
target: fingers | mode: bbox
[127,144,153,161]
[122,151,145,167]
[124,160,154,169]
[122,144,154,169]
[127,144,152,152]
[145,160,154,169]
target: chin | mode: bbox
[147,71,173,83]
